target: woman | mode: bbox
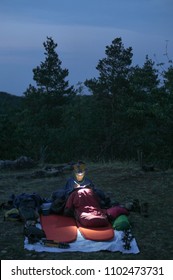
[64,161,109,227]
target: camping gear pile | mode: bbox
[1,191,147,251]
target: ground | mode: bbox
[0,161,173,260]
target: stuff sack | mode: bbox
[50,198,66,214]
[41,202,52,216]
[106,206,129,221]
[112,214,131,231]
[50,189,67,214]
[19,205,39,222]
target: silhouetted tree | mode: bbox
[21,37,76,161]
[84,37,133,159]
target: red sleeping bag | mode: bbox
[64,188,109,227]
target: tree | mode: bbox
[127,56,160,126]
[84,38,133,159]
[163,65,173,94]
[85,37,133,96]
[85,37,133,127]
[21,37,76,161]
[26,37,74,96]
[129,56,159,96]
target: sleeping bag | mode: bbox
[64,188,109,227]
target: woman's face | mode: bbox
[75,171,85,182]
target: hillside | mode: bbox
[0,91,23,115]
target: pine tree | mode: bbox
[21,37,76,162]
[23,36,76,121]
[33,37,73,95]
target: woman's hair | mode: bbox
[73,161,86,174]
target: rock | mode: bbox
[0,156,35,170]
[1,250,7,254]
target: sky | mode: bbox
[0,0,173,96]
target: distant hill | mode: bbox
[0,91,23,115]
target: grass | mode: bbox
[0,161,173,260]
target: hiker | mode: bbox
[64,161,111,207]
[63,161,109,227]
[63,161,129,227]
[51,161,129,226]
[64,161,94,194]
[50,161,110,217]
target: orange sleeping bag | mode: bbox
[76,220,114,241]
[40,214,78,243]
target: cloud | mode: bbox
[1,18,172,73]
[0,17,169,53]
[0,16,172,95]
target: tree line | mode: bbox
[0,36,173,168]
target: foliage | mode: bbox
[0,37,173,168]
[0,91,23,114]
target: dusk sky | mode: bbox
[0,0,172,96]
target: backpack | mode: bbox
[13,193,43,209]
[12,193,42,222]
